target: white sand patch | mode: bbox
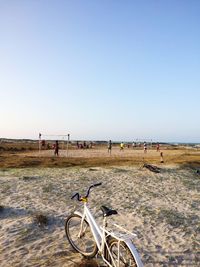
[0,166,199,266]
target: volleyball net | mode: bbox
[38,133,70,152]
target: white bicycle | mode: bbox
[65,183,143,267]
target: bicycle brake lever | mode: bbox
[71,193,80,201]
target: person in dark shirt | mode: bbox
[54,140,59,156]
[108,140,112,155]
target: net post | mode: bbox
[67,134,70,157]
[62,136,64,150]
[39,133,42,154]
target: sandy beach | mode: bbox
[0,159,199,266]
[1,1,200,265]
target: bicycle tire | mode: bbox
[107,238,139,267]
[65,213,98,258]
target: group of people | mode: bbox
[107,140,164,162]
[107,140,124,154]
[76,141,93,149]
[40,140,60,156]
[41,139,164,162]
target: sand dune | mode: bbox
[0,165,199,266]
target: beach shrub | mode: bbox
[33,213,48,226]
[22,176,40,181]
[42,183,54,193]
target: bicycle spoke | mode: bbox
[65,214,98,257]
[109,240,138,267]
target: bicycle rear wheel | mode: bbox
[107,238,139,267]
[65,214,98,258]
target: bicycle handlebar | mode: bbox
[71,182,102,201]
[93,182,102,187]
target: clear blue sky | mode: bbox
[0,0,200,142]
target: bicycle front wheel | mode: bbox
[108,238,139,267]
[65,214,98,258]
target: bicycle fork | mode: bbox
[78,215,86,238]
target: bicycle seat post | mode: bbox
[103,216,108,229]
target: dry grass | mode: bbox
[0,140,200,169]
[0,140,38,152]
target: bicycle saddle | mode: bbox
[100,205,118,217]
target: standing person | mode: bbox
[54,140,59,156]
[144,142,147,153]
[160,152,164,163]
[120,142,124,151]
[156,143,160,152]
[76,141,79,149]
[108,140,112,155]
[41,140,46,149]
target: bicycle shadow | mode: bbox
[81,250,200,267]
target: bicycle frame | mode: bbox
[74,202,143,267]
